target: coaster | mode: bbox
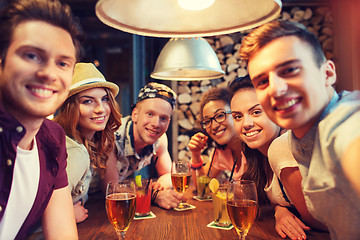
[207,221,233,230]
[174,203,196,211]
[134,211,156,220]
[193,196,212,202]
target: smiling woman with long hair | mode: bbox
[229,75,326,239]
[54,63,122,223]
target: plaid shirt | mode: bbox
[114,116,159,180]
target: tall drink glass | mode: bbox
[105,180,136,240]
[212,183,231,226]
[171,160,191,208]
[227,180,258,240]
[135,179,152,217]
[196,174,211,199]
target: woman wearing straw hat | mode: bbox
[54,63,122,223]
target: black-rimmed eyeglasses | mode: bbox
[200,111,232,129]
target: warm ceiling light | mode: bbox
[150,37,225,81]
[95,0,282,38]
[177,0,215,11]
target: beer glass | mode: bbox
[106,180,136,239]
[227,180,258,240]
[171,160,191,208]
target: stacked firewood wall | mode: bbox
[175,6,334,163]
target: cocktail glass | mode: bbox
[135,179,152,217]
[212,183,232,227]
[196,175,211,199]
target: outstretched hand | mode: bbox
[274,205,310,240]
[73,201,88,223]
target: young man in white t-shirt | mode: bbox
[0,0,83,239]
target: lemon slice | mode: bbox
[208,178,219,193]
[135,175,142,187]
[216,191,227,200]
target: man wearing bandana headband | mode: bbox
[136,82,177,109]
[104,82,186,209]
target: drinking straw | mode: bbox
[229,156,238,181]
[206,148,216,177]
[199,149,216,197]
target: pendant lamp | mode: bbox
[95,0,282,38]
[150,37,224,81]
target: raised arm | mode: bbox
[188,132,223,185]
[189,132,207,190]
[188,132,208,176]
[42,187,78,240]
[342,136,360,196]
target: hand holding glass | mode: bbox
[105,180,136,240]
[227,180,258,240]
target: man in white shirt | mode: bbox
[0,0,83,239]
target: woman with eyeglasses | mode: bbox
[189,87,273,205]
[188,87,246,185]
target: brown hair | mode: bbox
[0,0,84,64]
[228,75,272,205]
[54,88,122,169]
[240,19,326,68]
[242,145,272,205]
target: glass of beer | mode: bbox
[226,180,258,240]
[171,160,191,208]
[105,180,136,240]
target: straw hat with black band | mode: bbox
[69,62,119,97]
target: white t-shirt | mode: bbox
[264,173,291,207]
[0,139,40,239]
[266,132,299,206]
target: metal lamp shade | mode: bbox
[95,0,282,38]
[150,37,224,81]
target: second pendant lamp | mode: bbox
[150,37,225,81]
